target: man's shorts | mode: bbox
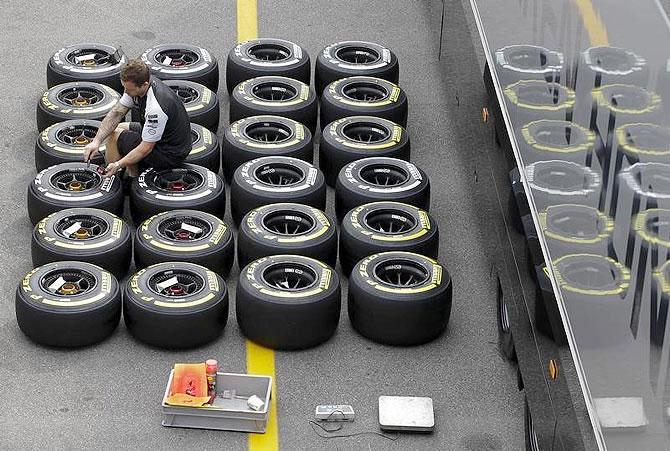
[117,122,186,170]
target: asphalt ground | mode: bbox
[0,0,525,449]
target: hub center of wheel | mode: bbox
[59,283,79,295]
[175,231,192,240]
[74,136,90,145]
[168,285,185,296]
[168,181,186,191]
[73,229,91,239]
[81,59,96,66]
[68,181,84,191]
[73,97,89,106]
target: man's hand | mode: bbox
[103,160,122,177]
[83,141,100,163]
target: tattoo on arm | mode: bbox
[95,102,130,143]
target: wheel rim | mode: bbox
[254,163,304,186]
[56,125,98,146]
[66,48,112,66]
[262,262,317,291]
[588,47,636,71]
[244,122,293,143]
[261,210,315,236]
[190,129,200,144]
[55,215,109,240]
[342,122,390,143]
[506,47,548,69]
[148,269,205,297]
[41,269,96,296]
[532,123,587,147]
[252,82,298,101]
[374,259,430,288]
[155,170,204,192]
[335,46,380,64]
[516,83,565,106]
[363,209,416,234]
[601,85,650,110]
[169,85,199,104]
[248,43,291,61]
[157,216,212,241]
[57,87,104,107]
[535,165,587,191]
[155,49,200,67]
[359,164,408,187]
[51,169,101,192]
[623,124,670,151]
[342,82,388,102]
[546,207,604,240]
[560,259,622,291]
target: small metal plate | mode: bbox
[378,396,434,432]
[594,397,648,430]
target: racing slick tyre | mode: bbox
[339,202,438,275]
[320,116,410,186]
[141,43,219,92]
[226,38,311,93]
[314,41,399,95]
[27,162,123,225]
[47,43,126,93]
[35,119,105,171]
[229,76,318,133]
[31,208,132,280]
[123,262,228,349]
[348,251,452,346]
[334,157,430,222]
[230,156,326,225]
[236,255,341,350]
[16,261,121,348]
[222,115,313,182]
[238,203,337,269]
[320,76,408,129]
[129,163,225,225]
[36,81,120,132]
[134,210,234,277]
[186,123,220,173]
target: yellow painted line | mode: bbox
[237,0,258,43]
[247,341,278,451]
[572,0,609,45]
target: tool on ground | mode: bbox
[315,405,355,422]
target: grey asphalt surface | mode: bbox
[0,0,525,449]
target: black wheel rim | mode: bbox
[66,48,112,66]
[254,163,304,186]
[244,122,293,143]
[262,263,317,291]
[41,269,96,296]
[516,83,565,106]
[359,164,408,187]
[531,123,587,147]
[56,125,98,146]
[588,47,635,71]
[154,170,204,192]
[55,215,109,240]
[157,216,212,241]
[190,129,200,144]
[148,270,205,297]
[261,210,315,236]
[248,43,291,61]
[505,47,548,69]
[374,259,430,288]
[169,85,199,104]
[336,46,380,64]
[57,87,104,107]
[363,209,416,234]
[252,82,298,101]
[342,122,390,143]
[155,49,200,67]
[51,169,101,192]
[342,82,388,102]
[535,165,587,191]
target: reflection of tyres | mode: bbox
[334,157,430,222]
[226,38,310,93]
[348,252,452,346]
[502,80,574,126]
[223,115,313,182]
[496,275,517,361]
[508,168,529,234]
[124,262,228,349]
[524,395,539,451]
[315,41,399,95]
[35,120,105,171]
[230,156,326,225]
[493,44,562,85]
[129,164,225,225]
[238,203,337,269]
[340,202,438,275]
[320,116,409,186]
[229,76,317,133]
[141,43,219,92]
[47,43,126,93]
[27,163,124,225]
[519,120,595,165]
[135,210,234,277]
[187,123,220,173]
[32,208,132,280]
[236,255,341,350]
[16,261,121,347]
[36,82,120,132]
[320,76,408,129]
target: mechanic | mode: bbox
[82,58,191,178]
